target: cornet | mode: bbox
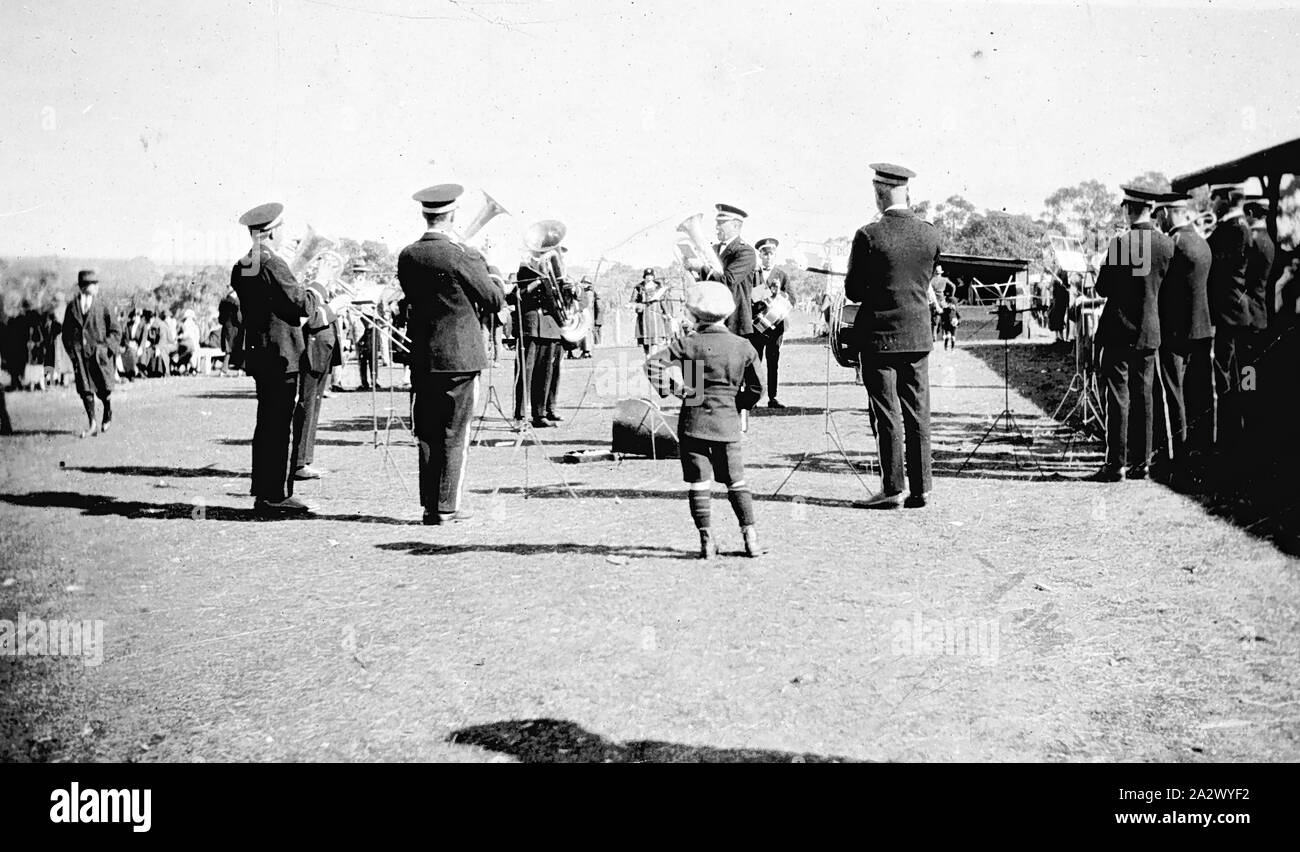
[1194,210,1217,238]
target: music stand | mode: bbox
[956,304,1048,477]
[471,282,580,501]
[772,327,876,499]
[1047,297,1106,458]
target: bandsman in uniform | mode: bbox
[1088,186,1174,482]
[1151,192,1213,475]
[1243,195,1276,348]
[845,164,941,508]
[684,203,762,414]
[231,203,336,515]
[752,237,793,408]
[399,184,506,524]
[62,269,121,438]
[1205,183,1252,453]
[514,251,568,428]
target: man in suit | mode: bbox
[217,284,242,376]
[1089,186,1175,481]
[1151,193,1213,474]
[231,202,334,516]
[62,269,121,438]
[1204,183,1252,455]
[753,237,793,408]
[1243,196,1276,347]
[685,203,762,413]
[290,274,341,481]
[845,163,942,508]
[399,184,506,525]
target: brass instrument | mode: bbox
[522,219,591,345]
[675,213,724,279]
[1194,210,1217,238]
[458,190,509,245]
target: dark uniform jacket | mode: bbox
[1246,225,1276,330]
[301,280,341,375]
[230,245,313,376]
[516,263,565,341]
[1159,223,1213,346]
[844,208,942,354]
[1207,213,1252,329]
[1095,221,1174,351]
[398,231,504,373]
[704,238,756,337]
[648,324,757,442]
[61,294,121,392]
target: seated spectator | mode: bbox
[175,308,201,374]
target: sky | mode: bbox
[2,0,1299,269]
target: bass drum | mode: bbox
[829,295,860,368]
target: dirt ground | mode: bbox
[2,311,1297,762]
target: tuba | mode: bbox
[522,219,590,345]
[675,213,724,279]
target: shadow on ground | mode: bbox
[448,718,860,763]
[0,491,416,525]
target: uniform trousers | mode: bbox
[862,351,932,496]
[412,371,479,514]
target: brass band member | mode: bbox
[62,269,121,438]
[513,251,571,428]
[753,237,792,408]
[1089,186,1174,481]
[231,203,323,515]
[1206,183,1252,453]
[1151,192,1213,473]
[845,164,941,508]
[399,184,506,524]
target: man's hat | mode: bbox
[238,202,284,232]
[714,203,748,222]
[412,183,463,213]
[1153,191,1192,211]
[77,269,99,286]
[755,237,779,252]
[870,163,916,186]
[1120,185,1164,207]
[643,267,656,277]
[1209,183,1245,200]
[685,281,736,324]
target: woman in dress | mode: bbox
[633,268,671,356]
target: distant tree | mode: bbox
[1043,179,1118,251]
[952,212,1047,265]
[912,199,931,220]
[1126,171,1172,193]
[934,195,977,245]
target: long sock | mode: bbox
[688,488,711,529]
[101,396,112,423]
[81,396,96,424]
[727,483,755,527]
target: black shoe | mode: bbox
[766,399,785,409]
[544,412,563,422]
[255,496,311,516]
[904,492,928,509]
[1086,466,1124,482]
[1125,463,1149,481]
[531,418,555,429]
[424,509,474,525]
